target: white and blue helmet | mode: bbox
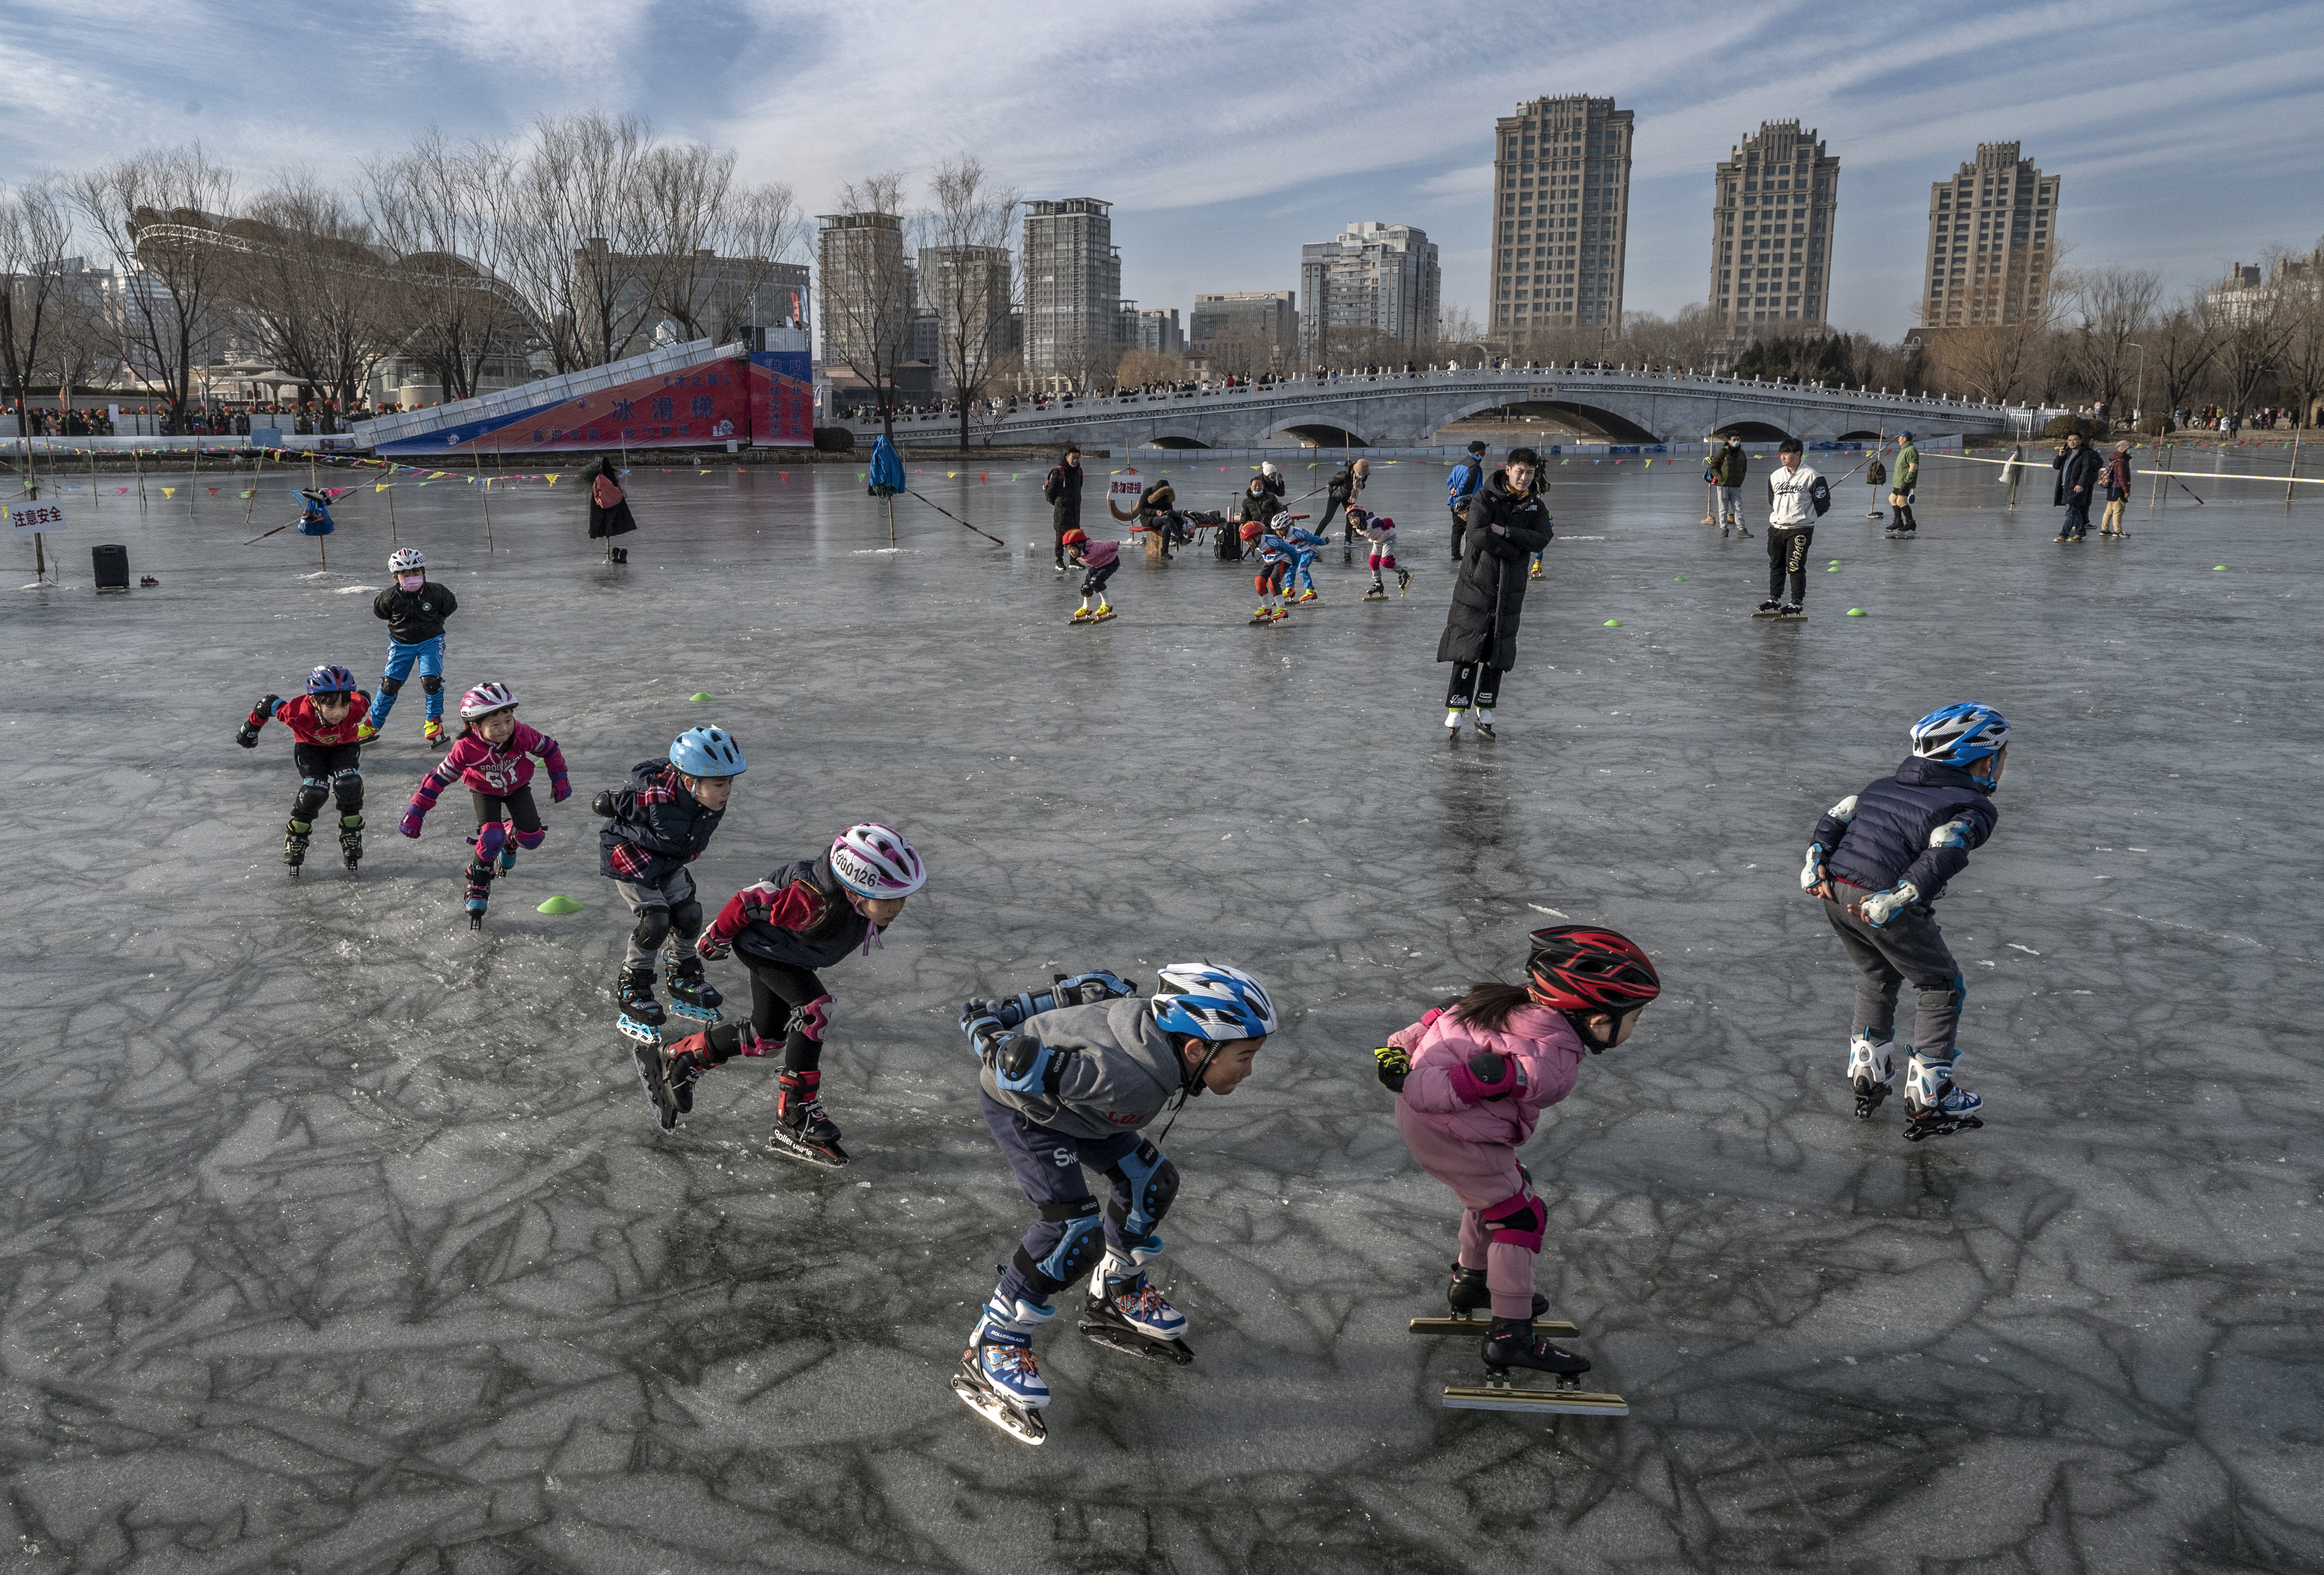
[669,726,747,777]
[1150,963,1276,1041]
[1909,703,2009,766]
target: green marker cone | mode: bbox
[1604,618,1622,627]
[537,894,581,915]
[2213,565,2227,571]
[1828,565,1840,572]
[689,692,714,702]
[1847,608,1867,617]
[1674,575,1687,582]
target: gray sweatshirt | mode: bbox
[979,997,1188,1140]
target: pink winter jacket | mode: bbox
[1391,1000,1586,1147]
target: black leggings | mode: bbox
[1446,663,1503,709]
[470,786,542,838]
[706,955,830,1073]
[291,742,363,821]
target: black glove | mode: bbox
[1373,1044,1409,1094]
[236,723,260,748]
[591,790,617,818]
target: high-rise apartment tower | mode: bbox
[1491,95,1633,336]
[1919,144,2058,327]
[1708,123,1839,337]
[1298,223,1440,363]
[1022,198,1122,381]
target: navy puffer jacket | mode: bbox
[598,759,726,884]
[1814,756,1997,902]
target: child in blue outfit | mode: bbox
[1280,513,1327,602]
[360,547,458,745]
[1800,703,2009,1141]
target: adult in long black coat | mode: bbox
[588,458,638,563]
[1436,447,1552,739]
[2050,432,2102,543]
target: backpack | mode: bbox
[1809,476,1832,518]
[592,474,622,509]
[1042,466,1065,504]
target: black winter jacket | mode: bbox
[372,580,458,644]
[1044,460,1084,524]
[726,856,871,971]
[1326,465,1357,505]
[598,759,726,884]
[1710,446,1750,488]
[1436,471,1552,671]
[2053,446,2101,506]
[1813,756,1998,903]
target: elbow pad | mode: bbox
[992,1033,1069,1097]
[1929,818,1974,850]
[1801,844,1828,893]
[1858,882,1921,928]
[1826,794,1859,823]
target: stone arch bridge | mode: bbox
[851,364,2028,450]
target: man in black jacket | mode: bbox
[1321,458,1368,561]
[1044,447,1084,570]
[1435,448,1552,740]
[2052,432,2101,542]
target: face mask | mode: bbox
[398,574,424,591]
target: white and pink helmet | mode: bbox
[458,681,517,719]
[829,822,926,899]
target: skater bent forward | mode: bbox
[398,683,569,928]
[237,663,372,872]
[596,727,744,1052]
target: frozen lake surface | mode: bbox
[3,448,2319,1573]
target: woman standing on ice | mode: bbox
[1436,447,1552,740]
[588,459,637,563]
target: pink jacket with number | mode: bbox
[1390,1000,1585,1147]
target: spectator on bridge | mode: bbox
[1448,440,1488,559]
[1437,447,1551,741]
[2052,432,2100,543]
[588,459,637,565]
[1322,458,1369,562]
[1043,447,1086,571]
[2098,441,2135,540]
[1709,436,1751,538]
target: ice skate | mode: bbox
[463,858,493,931]
[660,1030,710,1115]
[954,1297,1053,1445]
[423,717,445,747]
[1902,1055,1983,1142]
[1089,602,1116,623]
[1474,708,1497,740]
[1528,561,1543,580]
[1080,1253,1194,1365]
[354,721,381,744]
[768,1068,847,1167]
[1069,606,1095,624]
[1445,707,1465,740]
[1364,582,1388,601]
[1409,1262,1574,1336]
[1249,604,1276,625]
[339,814,363,873]
[495,841,517,876]
[1397,568,1411,596]
[1754,600,1783,616]
[284,817,310,875]
[1291,587,1318,603]
[633,1040,680,1134]
[666,955,723,1024]
[1269,606,1292,622]
[1439,1318,1629,1417]
[614,966,667,1044]
[1848,1034,1897,1119]
[1775,603,1804,620]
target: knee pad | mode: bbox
[419,674,443,696]
[294,776,330,817]
[377,675,405,696]
[514,827,546,851]
[474,821,507,858]
[1013,1204,1105,1296]
[1481,1185,1547,1253]
[331,769,363,810]
[669,899,704,940]
[1103,1141,1179,1243]
[788,993,833,1043]
[630,907,672,952]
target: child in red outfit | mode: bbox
[237,662,373,873]
[1376,925,1661,1381]
[399,682,570,928]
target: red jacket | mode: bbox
[250,692,373,747]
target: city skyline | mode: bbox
[0,1,2318,341]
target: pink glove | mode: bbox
[399,807,425,839]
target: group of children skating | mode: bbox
[232,540,2014,1444]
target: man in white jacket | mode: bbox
[1759,438,1825,616]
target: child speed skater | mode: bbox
[1242,517,1294,623]
[1801,703,2007,1141]
[236,663,372,874]
[397,683,570,929]
[596,727,745,1048]
[1060,528,1119,624]
[1280,512,1327,602]
[951,964,1276,1444]
[651,823,927,1166]
[1350,506,1409,600]
[1373,926,1660,1391]
[360,548,458,745]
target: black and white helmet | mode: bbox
[387,548,425,574]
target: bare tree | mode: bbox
[0,177,77,434]
[488,112,655,373]
[923,156,1018,451]
[819,173,916,444]
[2059,265,2161,415]
[70,144,237,433]
[228,176,401,430]
[2148,292,2220,429]
[2212,251,2299,433]
[364,131,532,402]
[639,146,803,346]
[2276,245,2324,429]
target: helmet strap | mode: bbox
[1567,1007,1635,1055]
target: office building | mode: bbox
[1133,308,1183,354]
[816,209,909,369]
[1298,223,1440,363]
[1023,197,1123,379]
[1708,122,1839,337]
[1189,291,1297,359]
[1919,144,2059,328]
[1491,94,1633,336]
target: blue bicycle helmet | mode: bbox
[669,726,747,777]
[307,663,359,695]
[1909,703,2009,766]
[1149,963,1277,1041]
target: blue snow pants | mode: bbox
[367,636,446,727]
[982,1090,1175,1309]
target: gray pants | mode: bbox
[1717,486,1744,526]
[614,865,701,970]
[1822,891,1964,1062]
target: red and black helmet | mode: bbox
[1526,926,1661,1013]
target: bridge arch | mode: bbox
[1835,429,1885,443]
[1706,418,1797,443]
[1140,431,1213,449]
[1264,419,1371,448]
[1433,395,1660,445]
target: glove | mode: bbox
[1800,843,1829,896]
[236,723,261,749]
[695,933,732,962]
[1373,1044,1409,1094]
[1856,882,1921,928]
[590,789,617,817]
[550,774,572,804]
[1446,1048,1527,1105]
[398,807,424,839]
[991,1033,1068,1097]
[260,693,281,716]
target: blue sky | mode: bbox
[6,0,2320,341]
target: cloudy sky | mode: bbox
[6,0,2319,341]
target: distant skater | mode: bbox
[589,460,637,563]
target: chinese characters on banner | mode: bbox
[7,501,67,537]
[376,353,806,456]
[1107,479,1145,521]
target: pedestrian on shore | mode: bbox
[589,459,637,564]
[1044,447,1085,571]
[1709,435,1751,537]
[2052,432,2099,543]
[1885,432,1920,538]
[1437,446,1552,741]
[2098,441,2134,540]
[1449,440,1487,559]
